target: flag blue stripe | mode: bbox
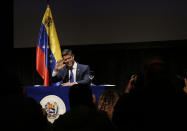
[38,23,57,73]
[49,49,56,74]
[38,24,49,68]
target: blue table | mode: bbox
[26,85,105,112]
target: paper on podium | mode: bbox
[98,84,116,86]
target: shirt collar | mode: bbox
[72,61,77,69]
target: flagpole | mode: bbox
[47,0,50,4]
[47,0,52,6]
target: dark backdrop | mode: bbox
[12,0,187,91]
[14,0,187,48]
[10,40,187,91]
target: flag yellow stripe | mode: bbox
[42,6,62,62]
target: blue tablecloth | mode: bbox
[26,85,105,112]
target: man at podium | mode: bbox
[52,49,91,86]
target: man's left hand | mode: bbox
[61,82,76,86]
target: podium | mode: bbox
[25,85,105,123]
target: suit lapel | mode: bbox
[62,66,69,82]
[76,64,80,80]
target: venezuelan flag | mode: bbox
[36,5,62,86]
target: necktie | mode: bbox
[70,68,74,83]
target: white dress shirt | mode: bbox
[52,62,78,83]
[68,62,77,82]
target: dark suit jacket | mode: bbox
[52,63,91,85]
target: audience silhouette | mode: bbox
[97,88,119,122]
[4,72,51,131]
[112,57,187,131]
[53,84,115,131]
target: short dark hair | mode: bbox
[62,49,73,57]
[69,84,94,108]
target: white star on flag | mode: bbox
[42,45,49,49]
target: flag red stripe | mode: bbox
[43,68,49,86]
[36,45,49,86]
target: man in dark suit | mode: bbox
[52,49,91,86]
